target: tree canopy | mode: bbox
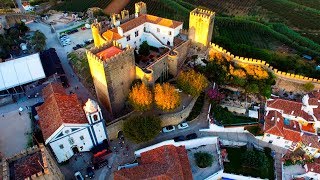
[31,30,46,52]
[138,41,150,56]
[123,116,161,143]
[154,83,180,111]
[194,152,214,168]
[128,83,153,111]
[177,69,208,97]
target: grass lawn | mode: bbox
[211,105,258,125]
[224,147,275,179]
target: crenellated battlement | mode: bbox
[190,8,215,19]
[87,41,134,65]
[209,42,320,84]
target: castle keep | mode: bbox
[87,2,215,116]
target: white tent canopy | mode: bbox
[0,53,46,91]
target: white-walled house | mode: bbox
[36,83,108,163]
[102,14,183,49]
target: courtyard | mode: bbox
[187,144,221,179]
[0,97,42,157]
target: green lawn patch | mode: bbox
[224,147,274,179]
[212,105,257,125]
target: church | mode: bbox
[36,83,108,163]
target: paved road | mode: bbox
[26,22,94,103]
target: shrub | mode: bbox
[128,83,153,111]
[154,83,180,111]
[194,152,214,168]
[123,116,161,143]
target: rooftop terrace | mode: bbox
[95,46,123,61]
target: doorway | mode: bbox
[72,146,79,154]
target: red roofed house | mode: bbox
[263,93,320,157]
[36,83,108,163]
[114,145,193,180]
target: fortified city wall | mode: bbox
[209,43,320,88]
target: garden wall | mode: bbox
[209,43,320,88]
[160,96,197,127]
[106,96,197,140]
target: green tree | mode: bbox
[31,30,46,52]
[17,22,29,35]
[123,116,161,143]
[303,82,315,92]
[194,152,214,168]
[138,41,150,56]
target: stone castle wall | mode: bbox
[106,97,197,140]
[209,43,320,86]
[104,47,136,116]
[2,144,64,180]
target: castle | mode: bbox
[87,2,215,116]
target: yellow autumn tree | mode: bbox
[128,83,152,111]
[243,65,269,80]
[154,83,180,111]
[177,69,208,97]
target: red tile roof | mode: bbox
[111,14,182,33]
[301,134,320,149]
[96,46,122,61]
[37,83,87,141]
[309,98,319,106]
[10,151,43,180]
[114,145,193,180]
[267,99,314,121]
[264,110,302,142]
[42,82,66,100]
[306,158,320,173]
[301,123,316,134]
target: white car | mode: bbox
[74,171,84,180]
[178,122,189,129]
[162,125,175,133]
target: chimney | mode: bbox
[117,26,124,36]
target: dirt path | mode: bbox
[104,0,130,15]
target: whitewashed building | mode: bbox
[36,83,108,163]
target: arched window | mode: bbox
[93,114,98,121]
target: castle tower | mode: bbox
[135,1,147,15]
[189,8,215,46]
[111,13,121,27]
[83,98,108,144]
[121,9,129,20]
[83,98,103,124]
[86,43,136,116]
[91,20,102,47]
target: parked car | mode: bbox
[162,125,175,133]
[173,136,185,142]
[177,122,189,129]
[85,166,95,179]
[73,46,80,50]
[74,171,84,180]
[186,133,197,140]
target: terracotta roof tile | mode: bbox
[95,46,122,61]
[10,151,43,180]
[267,99,313,122]
[301,134,320,149]
[118,14,182,33]
[114,145,193,180]
[42,82,66,100]
[102,30,122,41]
[301,123,316,134]
[306,158,320,173]
[36,83,87,141]
[309,98,318,106]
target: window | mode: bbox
[65,130,70,134]
[168,31,172,35]
[157,28,160,32]
[93,114,98,121]
[80,136,84,140]
[126,35,131,41]
[277,136,280,139]
[68,137,74,145]
[59,144,64,149]
[135,31,139,37]
[266,134,270,137]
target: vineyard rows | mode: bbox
[54,0,112,12]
